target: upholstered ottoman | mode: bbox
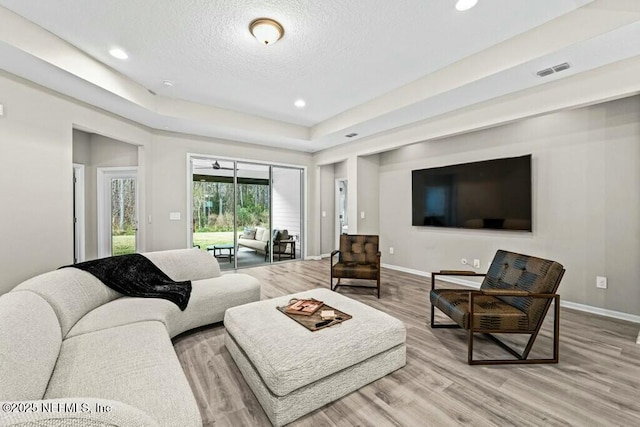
[224,288,406,426]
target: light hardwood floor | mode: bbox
[173,259,640,426]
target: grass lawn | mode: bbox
[112,235,136,255]
[193,231,236,251]
[111,231,236,255]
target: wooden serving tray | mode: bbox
[276,303,352,332]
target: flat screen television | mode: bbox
[411,155,532,231]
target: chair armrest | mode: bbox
[330,250,339,257]
[482,289,530,297]
[438,270,485,276]
[431,271,486,291]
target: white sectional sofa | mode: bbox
[0,248,261,427]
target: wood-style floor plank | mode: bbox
[173,259,640,426]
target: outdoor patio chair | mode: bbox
[430,249,565,365]
[330,234,381,298]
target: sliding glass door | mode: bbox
[236,162,271,269]
[190,157,303,270]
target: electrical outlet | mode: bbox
[389,247,394,255]
[596,276,607,289]
[461,258,468,265]
[473,259,480,269]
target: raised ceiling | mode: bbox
[0,0,639,152]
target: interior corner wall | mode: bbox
[72,130,139,260]
[0,72,149,294]
[379,95,640,316]
[357,154,380,235]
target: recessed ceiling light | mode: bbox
[294,99,306,108]
[109,47,129,60]
[163,80,174,87]
[455,0,478,11]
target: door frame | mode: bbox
[335,178,348,249]
[97,167,139,258]
[72,163,86,263]
[186,153,308,262]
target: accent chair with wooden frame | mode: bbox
[331,234,381,298]
[430,250,565,365]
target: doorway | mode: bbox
[97,167,138,258]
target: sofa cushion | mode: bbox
[481,250,564,329]
[45,321,202,427]
[12,268,121,338]
[430,289,529,330]
[241,227,256,239]
[254,226,266,241]
[67,273,261,339]
[0,291,62,400]
[143,248,221,281]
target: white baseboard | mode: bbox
[380,263,431,278]
[382,263,640,325]
[320,253,331,259]
[305,255,322,261]
[637,331,640,345]
[560,301,640,324]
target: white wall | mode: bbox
[0,72,150,294]
[319,164,335,254]
[379,95,640,316]
[272,167,302,257]
[0,71,312,294]
[357,154,380,235]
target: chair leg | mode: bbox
[467,296,561,365]
[377,275,380,299]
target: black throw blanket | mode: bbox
[62,254,191,310]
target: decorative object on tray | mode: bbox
[284,298,323,316]
[320,309,335,320]
[277,301,352,332]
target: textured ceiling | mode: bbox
[0,0,592,125]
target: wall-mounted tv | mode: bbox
[411,155,532,231]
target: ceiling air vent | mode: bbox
[536,68,554,77]
[537,62,571,78]
[345,133,358,138]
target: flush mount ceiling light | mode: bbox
[109,47,128,60]
[294,99,306,108]
[249,18,284,45]
[455,0,478,11]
